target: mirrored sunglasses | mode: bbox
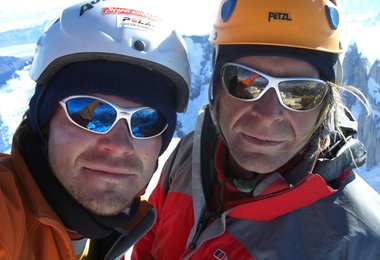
[59,95,168,139]
[220,63,329,112]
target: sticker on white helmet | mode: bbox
[102,7,162,32]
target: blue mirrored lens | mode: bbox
[131,108,166,138]
[65,97,116,133]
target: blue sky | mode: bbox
[1,0,379,37]
[1,0,379,62]
[0,0,219,35]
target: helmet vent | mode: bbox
[221,0,237,22]
[325,5,340,30]
[134,40,146,52]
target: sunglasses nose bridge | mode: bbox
[265,77,284,104]
[107,111,135,140]
[257,79,276,99]
[120,111,131,116]
[118,111,132,127]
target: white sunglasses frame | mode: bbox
[59,95,168,139]
[221,62,329,112]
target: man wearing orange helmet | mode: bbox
[133,0,380,259]
[0,0,190,259]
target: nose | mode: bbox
[250,88,284,126]
[97,119,134,154]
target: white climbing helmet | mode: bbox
[30,0,191,112]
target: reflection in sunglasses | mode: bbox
[60,95,168,139]
[221,63,329,112]
[70,99,103,128]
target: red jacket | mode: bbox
[133,106,380,260]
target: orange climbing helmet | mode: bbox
[210,0,343,54]
[208,0,345,127]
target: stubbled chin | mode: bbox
[81,194,131,216]
[228,142,291,173]
[71,183,134,215]
[233,152,279,173]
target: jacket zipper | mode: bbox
[188,209,216,250]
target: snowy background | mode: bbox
[0,0,379,197]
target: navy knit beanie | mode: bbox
[28,60,177,155]
[213,45,338,89]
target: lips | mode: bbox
[86,167,130,176]
[241,132,286,146]
[80,167,134,184]
[85,166,133,176]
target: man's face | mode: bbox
[48,94,162,215]
[218,56,323,174]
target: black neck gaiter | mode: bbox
[19,132,138,239]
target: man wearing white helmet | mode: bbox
[133,0,380,259]
[0,0,190,259]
